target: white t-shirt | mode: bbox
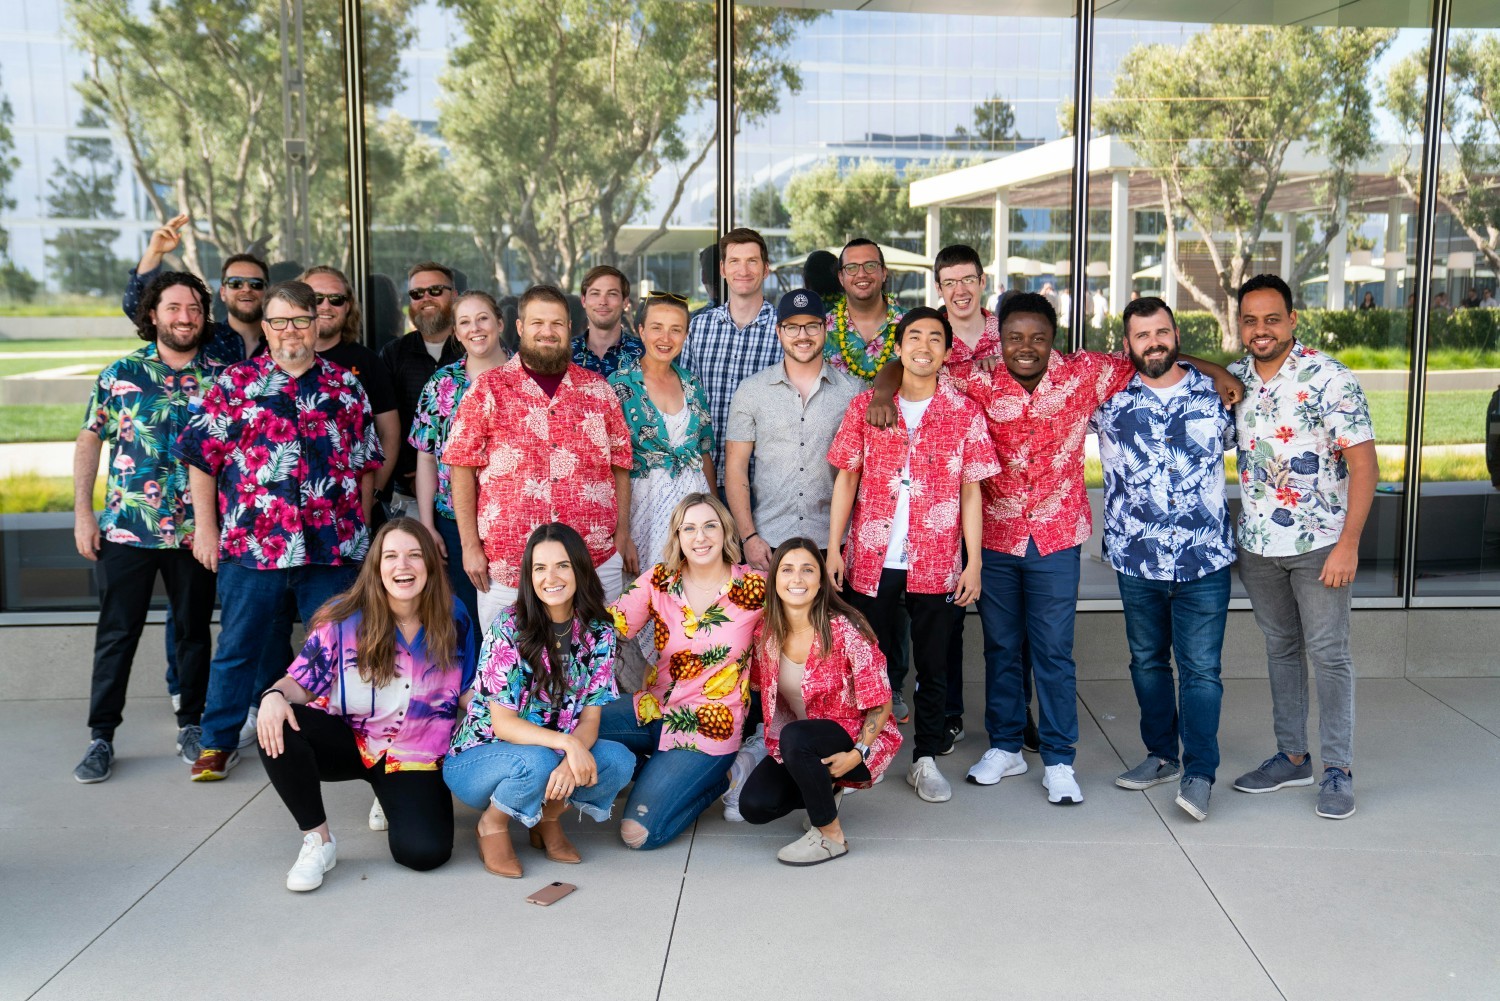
[422,338,444,362]
[884,395,932,570]
[1145,376,1188,406]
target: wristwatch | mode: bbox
[853,741,872,762]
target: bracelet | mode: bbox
[745,532,760,542]
[260,687,288,702]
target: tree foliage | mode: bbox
[1384,33,1500,275]
[783,158,927,252]
[434,0,819,289]
[0,68,39,301]
[45,105,127,295]
[63,0,414,276]
[1093,25,1393,347]
[953,94,1019,150]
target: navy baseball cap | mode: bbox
[777,288,825,324]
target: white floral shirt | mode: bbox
[1228,343,1374,557]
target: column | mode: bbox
[925,206,942,307]
[1327,203,1347,311]
[991,191,1009,301]
[1163,220,1178,311]
[1384,197,1403,308]
[1109,170,1132,313]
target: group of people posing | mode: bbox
[72,223,1375,891]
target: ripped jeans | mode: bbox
[597,697,735,850]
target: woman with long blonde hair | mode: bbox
[256,518,476,892]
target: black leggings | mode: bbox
[258,705,454,872]
[739,719,871,829]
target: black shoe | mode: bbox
[938,718,966,756]
[75,739,114,784]
[1022,708,1040,754]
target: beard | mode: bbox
[156,321,203,354]
[1129,342,1179,379]
[412,302,453,339]
[225,299,262,324]
[519,341,569,375]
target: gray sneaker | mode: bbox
[176,724,204,765]
[1232,752,1314,793]
[1115,755,1181,790]
[906,756,953,803]
[1175,776,1211,821]
[74,739,113,784]
[891,692,911,725]
[1316,768,1356,819]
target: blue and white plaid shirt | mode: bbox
[680,298,782,485]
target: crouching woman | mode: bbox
[443,523,635,878]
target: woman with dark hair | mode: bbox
[1359,291,1377,310]
[444,523,635,878]
[739,539,901,866]
[256,517,476,891]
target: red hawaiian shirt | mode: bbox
[442,356,633,589]
[942,309,1001,385]
[175,355,384,569]
[826,378,1000,597]
[961,351,1134,557]
[753,613,902,788]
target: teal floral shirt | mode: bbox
[1229,342,1374,557]
[607,362,715,478]
[84,343,222,549]
[407,359,473,520]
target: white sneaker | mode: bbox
[721,728,766,822]
[238,706,259,749]
[1043,763,1084,805]
[286,833,336,892]
[966,748,1028,786]
[906,756,952,803]
[368,797,388,831]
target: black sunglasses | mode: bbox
[224,277,267,291]
[408,284,453,301]
[314,293,349,306]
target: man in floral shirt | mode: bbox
[1227,274,1376,821]
[71,272,224,785]
[826,307,999,804]
[176,280,385,781]
[446,284,636,631]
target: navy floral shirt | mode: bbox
[571,329,644,377]
[1091,366,1237,582]
[174,355,385,569]
[85,343,223,550]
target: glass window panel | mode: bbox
[1414,0,1500,598]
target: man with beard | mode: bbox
[176,281,385,781]
[379,262,463,506]
[445,284,636,631]
[1090,297,1236,821]
[121,212,266,363]
[72,272,224,784]
[824,239,904,385]
[573,264,644,376]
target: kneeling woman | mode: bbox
[741,539,901,865]
[601,492,766,850]
[257,518,476,892]
[444,523,635,878]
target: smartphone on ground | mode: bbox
[526,882,577,906]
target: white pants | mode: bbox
[475,551,625,634]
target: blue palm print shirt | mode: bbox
[1091,365,1237,581]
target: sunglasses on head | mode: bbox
[645,290,689,305]
[224,277,267,291]
[408,284,453,301]
[314,293,348,306]
[264,316,315,330]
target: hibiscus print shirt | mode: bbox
[1229,343,1374,557]
[450,606,618,755]
[610,563,765,755]
[753,613,902,788]
[442,356,633,589]
[287,598,476,771]
[174,354,385,569]
[406,358,473,520]
[84,343,222,550]
[826,379,1000,597]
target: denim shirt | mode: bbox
[1091,366,1237,582]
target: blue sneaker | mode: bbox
[1232,752,1313,793]
[1316,768,1356,819]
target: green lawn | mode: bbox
[1366,389,1491,446]
[0,404,86,443]
[0,357,116,378]
[0,337,136,353]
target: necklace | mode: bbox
[829,294,901,381]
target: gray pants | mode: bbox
[1238,547,1355,770]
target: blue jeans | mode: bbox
[201,562,358,752]
[435,514,479,634]
[444,739,635,828]
[597,697,735,850]
[978,541,1082,765]
[1116,567,1230,783]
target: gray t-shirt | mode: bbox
[726,361,862,549]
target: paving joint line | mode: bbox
[654,817,697,1001]
[1405,677,1500,740]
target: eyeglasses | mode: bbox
[314,293,348,307]
[408,284,453,301]
[779,321,824,337]
[264,316,315,330]
[645,290,689,304]
[224,277,266,291]
[840,261,884,276]
[938,275,981,291]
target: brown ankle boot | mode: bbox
[477,824,522,878]
[528,820,582,864]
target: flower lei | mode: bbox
[829,294,902,381]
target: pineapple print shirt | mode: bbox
[609,563,766,755]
